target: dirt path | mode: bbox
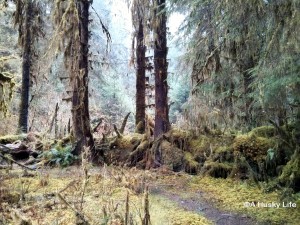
[149,174,258,225]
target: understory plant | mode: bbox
[39,144,78,167]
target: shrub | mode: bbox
[40,144,78,167]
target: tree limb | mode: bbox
[120,112,131,134]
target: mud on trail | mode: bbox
[150,178,257,225]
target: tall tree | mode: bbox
[131,0,147,133]
[15,0,33,132]
[153,0,169,138]
[7,0,44,133]
[72,0,95,157]
[53,0,97,159]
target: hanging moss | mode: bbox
[165,128,192,150]
[183,152,200,174]
[189,135,211,161]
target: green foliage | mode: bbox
[169,74,190,122]
[170,0,300,131]
[40,144,78,167]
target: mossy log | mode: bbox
[0,134,28,144]
[0,143,38,160]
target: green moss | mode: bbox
[189,135,211,155]
[215,146,231,153]
[184,152,199,174]
[189,177,300,225]
[0,134,27,144]
[110,134,143,150]
[168,128,191,139]
[279,148,300,191]
[201,161,233,178]
[249,126,276,138]
[161,140,184,171]
[233,134,276,161]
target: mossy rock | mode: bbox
[233,134,276,161]
[201,160,233,178]
[249,126,276,138]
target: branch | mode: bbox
[57,193,89,224]
[92,118,104,132]
[113,124,122,138]
[120,112,131,134]
[91,5,111,52]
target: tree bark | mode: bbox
[135,20,146,133]
[154,0,169,138]
[18,0,32,133]
[71,1,99,160]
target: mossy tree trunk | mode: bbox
[71,1,96,159]
[18,0,32,133]
[153,0,169,139]
[135,19,146,133]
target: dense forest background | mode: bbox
[0,0,300,224]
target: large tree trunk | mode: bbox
[153,0,169,138]
[71,1,99,160]
[18,0,32,133]
[135,19,146,133]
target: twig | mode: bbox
[57,193,89,224]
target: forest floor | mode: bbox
[1,165,299,225]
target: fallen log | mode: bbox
[0,153,36,171]
[0,143,38,160]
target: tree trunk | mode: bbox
[18,0,32,133]
[154,0,169,138]
[71,1,99,160]
[135,19,146,133]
